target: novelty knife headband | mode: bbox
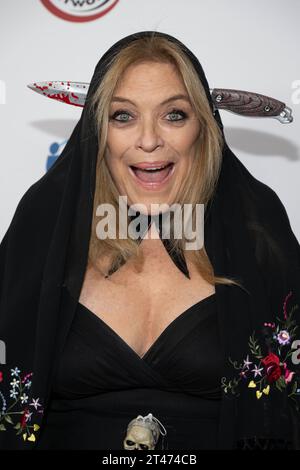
[27,81,293,124]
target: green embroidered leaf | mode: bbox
[289,326,298,339]
[249,334,263,359]
[229,358,243,370]
[288,304,299,318]
[0,423,6,431]
[4,415,14,424]
[16,427,23,436]
[14,422,21,430]
[275,376,287,391]
[290,381,297,396]
[221,376,241,395]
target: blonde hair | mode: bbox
[87,33,242,288]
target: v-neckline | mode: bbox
[74,292,216,362]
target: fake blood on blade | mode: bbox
[129,162,175,190]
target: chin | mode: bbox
[128,198,174,216]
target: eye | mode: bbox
[109,109,133,123]
[109,108,188,124]
[166,108,188,122]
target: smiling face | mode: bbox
[105,61,201,214]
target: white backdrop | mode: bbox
[0,0,299,241]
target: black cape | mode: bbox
[1,30,300,450]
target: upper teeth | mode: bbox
[144,164,168,171]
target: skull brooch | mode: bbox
[123,413,167,450]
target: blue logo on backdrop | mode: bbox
[46,140,67,171]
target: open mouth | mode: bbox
[129,162,175,184]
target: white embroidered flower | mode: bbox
[29,398,42,410]
[20,393,29,404]
[10,378,20,388]
[243,355,253,369]
[10,367,21,377]
[251,365,264,377]
[9,389,18,399]
[24,411,33,422]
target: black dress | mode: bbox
[36,287,222,450]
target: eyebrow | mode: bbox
[110,93,191,106]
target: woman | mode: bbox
[0,30,300,450]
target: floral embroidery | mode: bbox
[0,366,44,443]
[221,291,300,410]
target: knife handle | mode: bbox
[211,88,285,117]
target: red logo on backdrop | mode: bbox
[40,0,119,23]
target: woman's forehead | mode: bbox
[111,63,188,104]
[115,61,182,84]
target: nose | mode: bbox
[136,116,164,153]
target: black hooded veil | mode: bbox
[0,31,300,450]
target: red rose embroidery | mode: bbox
[20,408,29,429]
[261,353,282,383]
